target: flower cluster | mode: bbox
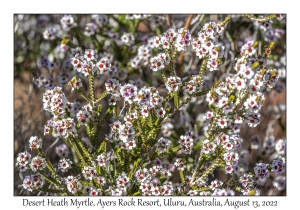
[260,20,285,42]
[42,87,79,138]
[271,156,285,174]
[105,78,121,105]
[135,166,173,196]
[29,136,42,150]
[121,33,135,46]
[60,15,76,31]
[150,53,170,71]
[76,104,93,125]
[223,152,239,174]
[70,49,112,77]
[158,28,192,51]
[56,144,69,158]
[239,173,254,188]
[68,77,83,92]
[254,163,271,182]
[15,151,31,172]
[192,21,226,71]
[30,156,46,172]
[42,87,68,118]
[174,158,186,171]
[43,25,60,40]
[120,84,137,104]
[165,76,182,92]
[178,135,194,154]
[202,139,217,154]
[157,137,171,153]
[84,23,97,36]
[82,166,97,180]
[92,14,108,26]
[22,174,45,192]
[44,117,77,138]
[65,176,82,194]
[58,158,72,172]
[15,14,286,197]
[130,45,152,68]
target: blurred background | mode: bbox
[14,14,286,195]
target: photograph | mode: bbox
[14,14,286,197]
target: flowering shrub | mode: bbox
[14,14,286,196]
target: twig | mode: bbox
[190,14,201,25]
[165,14,171,27]
[190,15,204,34]
[184,14,194,30]
[242,14,276,22]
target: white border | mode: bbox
[4,0,297,209]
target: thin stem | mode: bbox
[95,91,107,103]
[89,74,95,107]
[78,89,92,104]
[68,137,90,166]
[37,148,60,181]
[161,70,168,83]
[190,152,204,186]
[191,158,224,186]
[38,170,63,188]
[95,107,113,151]
[242,14,276,22]
[162,89,210,123]
[169,59,175,76]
